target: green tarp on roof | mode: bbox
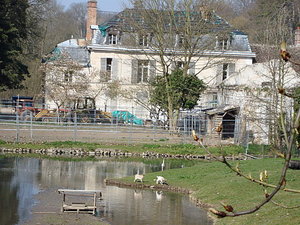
[99,25,110,37]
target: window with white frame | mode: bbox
[76,97,95,109]
[100,58,113,82]
[222,63,229,80]
[105,58,112,81]
[108,34,118,45]
[212,93,218,107]
[139,34,148,46]
[64,71,73,82]
[222,63,235,80]
[137,60,149,83]
[216,36,230,50]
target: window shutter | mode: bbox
[216,65,223,84]
[112,59,118,79]
[229,63,235,76]
[131,59,138,84]
[100,58,106,82]
[149,60,156,82]
[101,58,106,71]
[189,62,196,75]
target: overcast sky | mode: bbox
[61,0,130,12]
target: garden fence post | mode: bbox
[16,107,19,143]
[30,111,33,139]
[74,112,77,142]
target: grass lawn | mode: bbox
[118,158,300,225]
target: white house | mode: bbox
[44,1,300,144]
[85,1,255,115]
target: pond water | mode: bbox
[0,156,213,225]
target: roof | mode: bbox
[99,8,231,32]
[93,7,252,52]
[205,105,239,115]
[44,39,89,66]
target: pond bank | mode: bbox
[0,146,251,161]
[105,178,212,209]
[105,158,300,225]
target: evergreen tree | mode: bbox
[0,0,30,91]
[150,69,206,117]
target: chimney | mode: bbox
[295,27,300,47]
[86,0,97,41]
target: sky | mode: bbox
[61,0,131,12]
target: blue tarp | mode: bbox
[112,110,144,125]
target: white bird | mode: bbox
[155,176,168,185]
[161,159,165,171]
[134,174,144,183]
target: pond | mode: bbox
[0,156,213,225]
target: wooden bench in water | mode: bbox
[58,189,102,215]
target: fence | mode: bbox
[0,108,240,145]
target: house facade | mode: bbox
[85,1,255,116]
[44,1,300,144]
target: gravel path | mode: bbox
[0,124,190,144]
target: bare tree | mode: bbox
[65,3,87,38]
[192,42,300,218]
[122,0,229,131]
[42,53,91,110]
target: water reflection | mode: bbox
[0,157,212,225]
[0,158,39,225]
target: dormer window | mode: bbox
[139,34,148,46]
[216,36,231,50]
[106,29,121,45]
[108,34,118,45]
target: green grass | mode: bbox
[246,144,271,155]
[117,158,300,225]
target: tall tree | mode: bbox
[125,0,226,131]
[65,3,87,39]
[221,0,300,44]
[0,0,30,91]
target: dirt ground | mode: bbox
[0,123,192,144]
[22,188,109,225]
